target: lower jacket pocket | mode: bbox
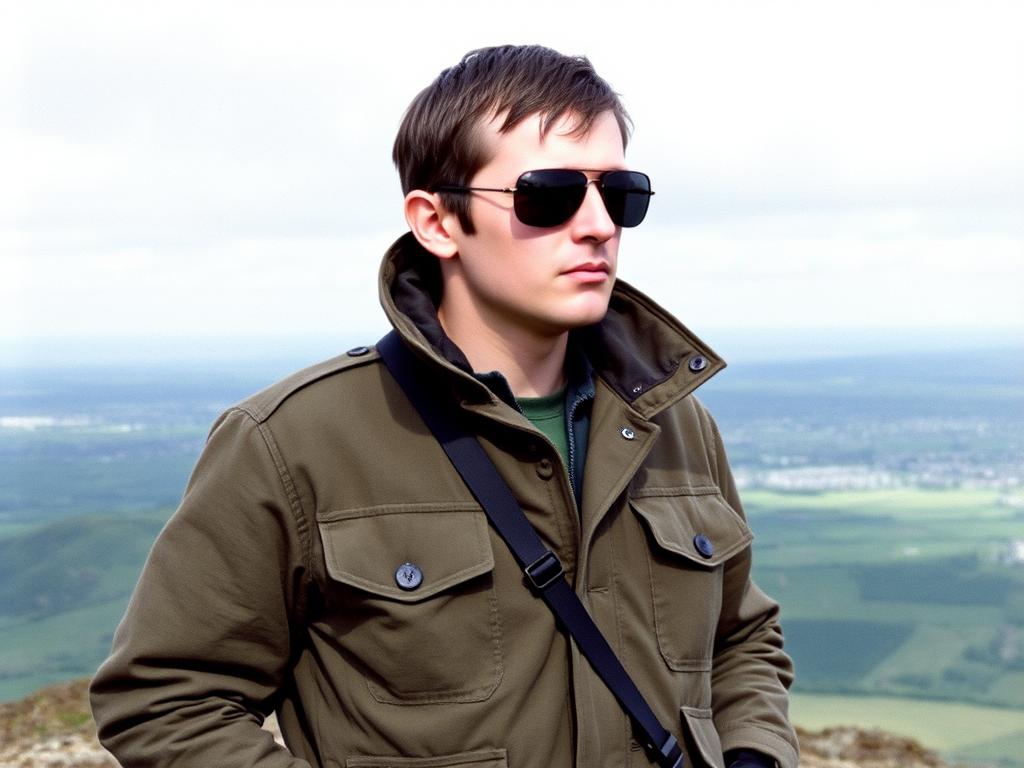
[346,748,508,768]
[680,707,725,768]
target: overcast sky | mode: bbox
[3,1,1022,362]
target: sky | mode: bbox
[2,0,1022,363]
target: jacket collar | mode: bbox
[378,232,726,419]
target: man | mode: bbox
[91,45,798,768]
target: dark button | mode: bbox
[395,562,423,590]
[693,534,714,558]
[536,458,554,480]
[347,346,370,356]
[688,355,708,373]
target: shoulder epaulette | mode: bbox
[236,345,381,423]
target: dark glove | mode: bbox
[724,748,776,768]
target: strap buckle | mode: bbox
[524,551,564,592]
[646,733,684,768]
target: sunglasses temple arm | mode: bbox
[434,185,516,194]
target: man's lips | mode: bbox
[560,261,612,284]
[561,261,611,275]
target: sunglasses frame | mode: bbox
[435,168,654,229]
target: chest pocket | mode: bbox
[629,490,752,671]
[316,502,503,705]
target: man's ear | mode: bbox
[404,190,461,260]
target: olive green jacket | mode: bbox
[90,233,798,768]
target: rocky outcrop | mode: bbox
[0,679,957,768]
[0,680,113,768]
[795,726,951,768]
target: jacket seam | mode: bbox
[606,510,634,762]
[544,473,572,575]
[630,484,721,498]
[234,405,313,621]
[705,413,722,489]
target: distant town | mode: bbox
[707,393,1022,494]
[732,461,1022,493]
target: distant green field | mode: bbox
[0,598,131,698]
[790,693,1024,768]
[0,522,39,541]
[783,619,914,685]
[745,488,1024,709]
[0,512,169,701]
[744,487,1018,519]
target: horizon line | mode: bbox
[2,326,1021,368]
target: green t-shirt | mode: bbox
[517,389,568,469]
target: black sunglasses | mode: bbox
[435,168,654,228]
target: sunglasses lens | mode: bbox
[511,169,653,228]
[514,170,588,227]
[600,171,652,228]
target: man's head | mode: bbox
[393,45,631,234]
[395,45,650,351]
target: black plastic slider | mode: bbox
[524,551,564,592]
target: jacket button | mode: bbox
[347,346,370,356]
[620,427,636,440]
[693,534,714,558]
[395,562,423,590]
[536,458,554,480]
[688,355,708,373]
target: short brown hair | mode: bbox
[393,45,631,234]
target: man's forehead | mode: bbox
[473,109,626,165]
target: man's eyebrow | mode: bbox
[559,166,631,174]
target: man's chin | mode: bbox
[557,307,612,333]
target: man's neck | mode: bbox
[438,307,568,398]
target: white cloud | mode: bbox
[3,0,1022,346]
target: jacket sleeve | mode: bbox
[705,411,799,768]
[90,408,312,768]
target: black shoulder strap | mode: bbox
[377,331,683,768]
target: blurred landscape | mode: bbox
[1,342,1022,766]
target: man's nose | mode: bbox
[570,181,617,242]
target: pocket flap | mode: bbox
[317,502,494,602]
[681,706,725,768]
[630,491,752,567]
